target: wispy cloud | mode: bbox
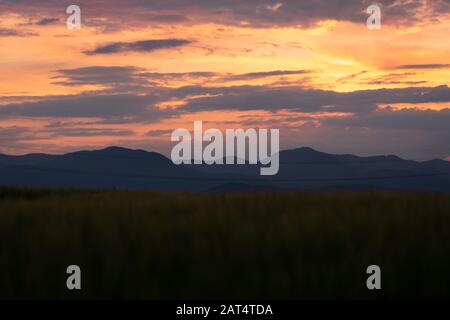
[51,66,148,88]
[396,64,450,69]
[51,66,311,89]
[224,70,310,81]
[0,27,38,37]
[35,17,60,26]
[84,39,192,55]
[48,127,135,137]
[337,71,367,83]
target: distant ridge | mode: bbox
[1,146,450,192]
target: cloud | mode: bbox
[224,70,310,81]
[35,17,60,25]
[361,72,428,86]
[337,70,367,83]
[2,0,448,29]
[0,126,30,140]
[0,126,41,153]
[137,71,217,81]
[326,108,450,131]
[48,127,135,137]
[0,94,176,123]
[6,79,450,122]
[123,0,449,27]
[84,39,192,55]
[147,14,188,23]
[0,27,38,37]
[52,66,148,87]
[50,67,220,93]
[146,129,174,137]
[180,85,450,113]
[51,66,312,90]
[395,64,450,69]
[2,84,450,160]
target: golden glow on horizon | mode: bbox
[1,16,449,96]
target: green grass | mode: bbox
[1,187,450,299]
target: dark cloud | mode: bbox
[181,85,450,113]
[2,0,447,29]
[0,126,30,139]
[52,66,148,87]
[84,39,192,55]
[8,79,449,120]
[35,17,60,25]
[51,66,313,90]
[51,67,220,93]
[52,66,311,87]
[180,86,345,112]
[224,70,310,81]
[0,126,41,153]
[396,64,450,69]
[361,72,428,86]
[137,71,217,81]
[0,27,38,37]
[365,80,428,86]
[17,17,59,26]
[0,94,175,123]
[132,0,448,27]
[48,127,135,137]
[147,14,189,22]
[2,83,450,160]
[146,129,174,136]
[326,108,450,131]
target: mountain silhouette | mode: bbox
[1,146,450,192]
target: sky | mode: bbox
[0,0,449,160]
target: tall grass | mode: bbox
[1,188,450,299]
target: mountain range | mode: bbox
[1,146,450,192]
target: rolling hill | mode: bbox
[1,146,450,192]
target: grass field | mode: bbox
[1,187,450,299]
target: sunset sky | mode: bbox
[0,0,449,160]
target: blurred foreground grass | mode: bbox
[1,187,450,299]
